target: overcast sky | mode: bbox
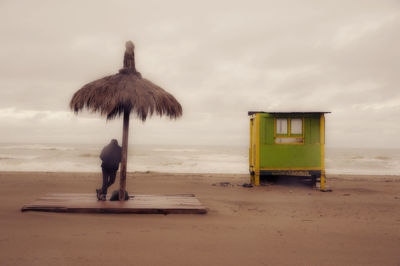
[0,0,399,148]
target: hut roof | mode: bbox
[248,111,331,116]
[70,41,182,121]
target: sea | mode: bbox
[0,143,399,176]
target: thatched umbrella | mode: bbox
[70,41,182,201]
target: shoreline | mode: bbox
[1,170,400,180]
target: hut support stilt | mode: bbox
[254,172,260,186]
[119,110,130,201]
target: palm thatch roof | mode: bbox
[70,41,182,121]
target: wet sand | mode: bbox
[0,171,399,266]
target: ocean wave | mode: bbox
[0,144,75,151]
[79,153,98,158]
[0,154,38,160]
[152,148,199,152]
[375,156,391,160]
[161,162,183,166]
[345,156,393,163]
[0,161,98,172]
[0,144,399,175]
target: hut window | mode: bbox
[275,137,303,144]
[290,118,303,135]
[274,117,304,144]
[276,118,288,134]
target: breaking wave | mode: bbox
[0,143,399,176]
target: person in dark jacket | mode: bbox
[96,139,122,200]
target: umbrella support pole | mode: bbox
[119,110,130,201]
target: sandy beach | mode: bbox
[0,171,399,266]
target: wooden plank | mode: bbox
[21,193,208,214]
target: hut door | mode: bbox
[249,118,256,170]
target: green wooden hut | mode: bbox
[248,111,330,190]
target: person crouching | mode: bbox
[96,139,122,201]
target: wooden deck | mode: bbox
[21,193,208,214]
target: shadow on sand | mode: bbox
[260,175,314,188]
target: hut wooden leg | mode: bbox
[311,175,317,188]
[119,110,130,201]
[254,172,260,186]
[320,171,326,191]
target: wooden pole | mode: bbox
[119,110,130,201]
[320,114,326,191]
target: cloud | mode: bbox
[333,13,398,49]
